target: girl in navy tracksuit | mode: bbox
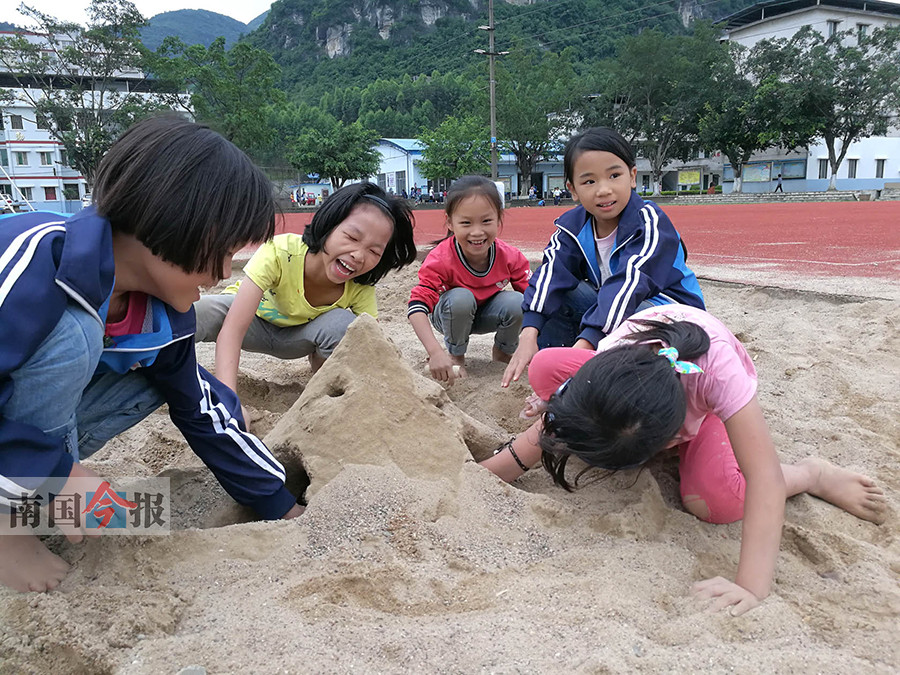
[502,127,705,388]
[0,117,301,593]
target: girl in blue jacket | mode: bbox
[502,127,705,388]
[0,117,302,594]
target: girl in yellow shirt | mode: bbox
[195,182,415,412]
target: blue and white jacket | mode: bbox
[523,192,705,346]
[0,209,296,519]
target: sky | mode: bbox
[8,1,274,27]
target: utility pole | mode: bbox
[475,0,508,181]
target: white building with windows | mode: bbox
[718,0,900,192]
[1,28,176,212]
[0,104,85,212]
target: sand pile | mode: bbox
[0,261,897,674]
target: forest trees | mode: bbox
[418,115,490,181]
[495,49,583,196]
[288,119,381,190]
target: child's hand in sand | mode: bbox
[692,576,761,617]
[57,463,107,543]
[519,393,548,420]
[427,350,464,384]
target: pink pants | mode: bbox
[529,348,746,524]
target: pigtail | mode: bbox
[621,319,711,361]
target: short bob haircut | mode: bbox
[302,181,416,286]
[563,127,636,185]
[93,114,275,278]
[540,319,711,491]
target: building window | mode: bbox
[396,170,406,196]
[0,149,7,167]
[847,159,858,179]
[39,151,53,166]
[857,23,869,40]
[818,159,829,179]
[59,149,69,166]
[10,114,24,130]
[827,20,840,37]
[63,183,79,200]
[377,173,386,191]
[14,151,28,166]
[19,186,33,200]
[43,186,57,201]
[876,159,885,179]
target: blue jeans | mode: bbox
[537,281,661,348]
[431,288,524,356]
[3,301,166,464]
[536,281,597,349]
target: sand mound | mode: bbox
[1,262,897,673]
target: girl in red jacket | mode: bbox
[408,176,531,383]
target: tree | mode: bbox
[417,115,490,181]
[148,36,285,157]
[288,118,380,190]
[750,25,900,190]
[697,44,773,193]
[495,49,583,196]
[0,0,168,187]
[586,26,724,195]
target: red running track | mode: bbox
[276,201,900,281]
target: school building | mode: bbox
[372,138,722,200]
[717,0,900,193]
[0,30,177,213]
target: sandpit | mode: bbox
[0,258,897,674]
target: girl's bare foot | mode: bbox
[798,457,887,524]
[519,393,548,420]
[0,533,70,592]
[491,346,512,364]
[450,355,467,379]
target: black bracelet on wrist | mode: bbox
[494,436,529,472]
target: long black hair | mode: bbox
[540,319,710,491]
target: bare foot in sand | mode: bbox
[797,457,887,524]
[450,355,467,379]
[491,346,512,364]
[519,393,548,420]
[0,532,70,592]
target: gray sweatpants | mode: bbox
[194,294,356,359]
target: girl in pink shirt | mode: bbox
[481,304,885,616]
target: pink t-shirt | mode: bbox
[530,304,757,444]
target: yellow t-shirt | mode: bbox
[225,234,377,327]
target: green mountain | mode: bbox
[246,11,270,33]
[250,0,756,99]
[141,9,251,50]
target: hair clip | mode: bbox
[362,193,391,211]
[658,347,703,375]
[554,377,572,398]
